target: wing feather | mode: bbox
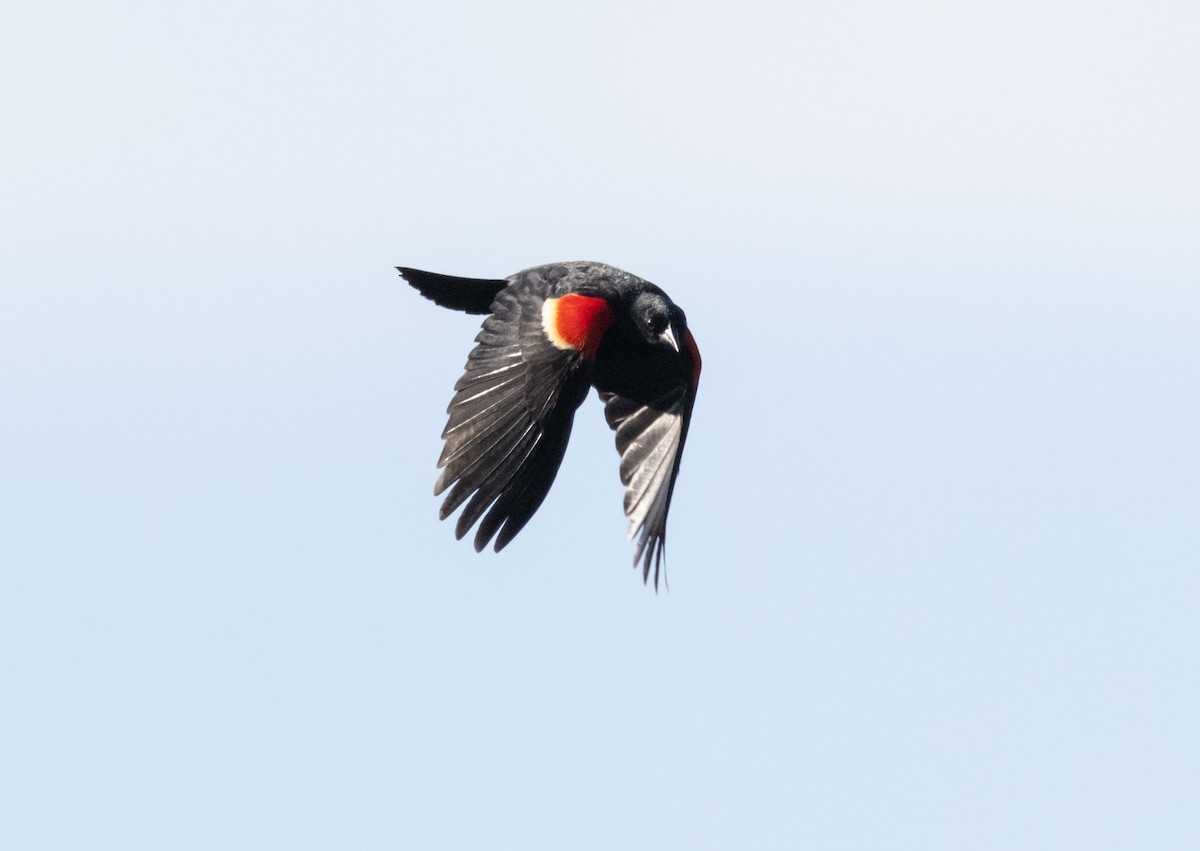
[601,384,695,588]
[433,285,591,552]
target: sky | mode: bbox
[2,1,1199,848]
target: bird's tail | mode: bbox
[397,267,508,315]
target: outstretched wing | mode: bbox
[600,367,697,588]
[435,284,592,552]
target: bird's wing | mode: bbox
[435,285,592,552]
[600,358,698,588]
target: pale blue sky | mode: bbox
[3,1,1199,848]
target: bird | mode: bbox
[398,261,701,588]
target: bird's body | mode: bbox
[399,261,700,587]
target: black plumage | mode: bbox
[399,261,701,587]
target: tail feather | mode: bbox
[397,267,508,315]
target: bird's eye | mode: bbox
[648,313,668,334]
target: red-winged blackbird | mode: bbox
[398,261,701,588]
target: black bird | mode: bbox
[398,261,701,587]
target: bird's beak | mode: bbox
[659,325,680,352]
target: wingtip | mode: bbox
[633,539,667,592]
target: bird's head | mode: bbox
[631,291,687,353]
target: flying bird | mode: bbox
[398,261,701,587]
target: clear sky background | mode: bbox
[3,1,1198,848]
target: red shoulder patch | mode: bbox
[685,329,701,389]
[542,295,613,360]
